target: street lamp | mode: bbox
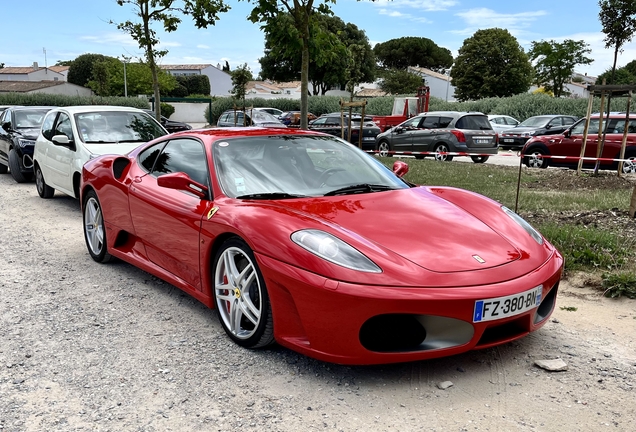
[445,67,452,102]
[120,55,131,97]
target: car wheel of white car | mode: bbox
[83,190,112,263]
[35,164,55,198]
[377,141,390,157]
[524,149,548,169]
[213,237,274,349]
[434,144,453,162]
[622,155,636,174]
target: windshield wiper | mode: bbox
[236,192,307,200]
[323,184,395,196]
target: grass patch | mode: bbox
[602,272,636,299]
[533,223,635,273]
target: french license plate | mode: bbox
[503,138,515,143]
[474,139,489,144]
[473,285,542,323]
[363,137,375,141]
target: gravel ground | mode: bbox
[1,173,635,432]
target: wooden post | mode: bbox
[629,186,636,218]
[577,93,595,174]
[617,91,632,177]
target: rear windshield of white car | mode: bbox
[75,111,167,143]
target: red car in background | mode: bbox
[522,113,636,173]
[80,127,563,365]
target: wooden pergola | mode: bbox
[578,84,636,176]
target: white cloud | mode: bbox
[80,33,137,46]
[378,8,432,23]
[375,0,457,11]
[197,44,210,49]
[451,8,547,37]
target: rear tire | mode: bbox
[8,149,29,183]
[83,190,112,263]
[35,164,55,198]
[621,154,636,174]
[471,155,489,163]
[434,143,453,162]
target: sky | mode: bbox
[4,0,635,79]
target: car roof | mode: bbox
[171,127,328,141]
[8,106,56,111]
[55,105,147,114]
[418,111,485,116]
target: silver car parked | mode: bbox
[375,111,498,163]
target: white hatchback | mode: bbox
[33,105,168,199]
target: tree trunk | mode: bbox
[594,46,619,175]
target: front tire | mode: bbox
[9,149,31,183]
[213,238,274,349]
[524,148,549,169]
[434,143,453,162]
[83,190,112,263]
[471,155,489,163]
[35,164,55,198]
[377,140,390,157]
[621,154,636,174]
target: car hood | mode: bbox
[502,126,543,134]
[84,142,144,156]
[273,188,522,273]
[16,127,40,140]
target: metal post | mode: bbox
[124,60,128,98]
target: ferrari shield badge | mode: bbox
[207,206,219,220]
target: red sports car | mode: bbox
[80,128,563,365]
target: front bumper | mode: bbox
[257,251,564,365]
[499,136,530,148]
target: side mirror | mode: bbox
[395,127,405,134]
[545,124,552,130]
[52,134,73,146]
[157,172,208,199]
[1,122,10,132]
[392,160,409,178]
[563,129,571,138]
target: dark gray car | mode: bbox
[375,111,498,163]
[499,115,578,150]
[216,109,286,128]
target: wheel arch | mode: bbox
[73,171,82,199]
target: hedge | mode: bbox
[0,93,150,109]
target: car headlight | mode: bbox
[501,206,543,245]
[17,138,35,148]
[291,229,382,273]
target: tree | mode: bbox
[596,0,636,174]
[90,59,111,96]
[222,60,230,72]
[373,37,453,72]
[68,53,109,87]
[113,0,229,120]
[231,63,253,112]
[258,12,374,96]
[529,39,592,97]
[377,69,423,95]
[247,0,359,129]
[451,28,533,101]
[596,65,636,84]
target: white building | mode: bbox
[408,66,455,102]
[0,63,66,82]
[160,64,232,97]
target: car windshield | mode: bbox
[14,109,50,129]
[519,116,553,127]
[76,111,167,144]
[213,135,409,198]
[249,110,281,123]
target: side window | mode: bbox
[549,118,563,127]
[151,138,209,188]
[312,118,327,126]
[41,112,57,141]
[138,142,168,172]
[421,116,440,128]
[400,117,421,128]
[54,113,74,140]
[0,109,9,125]
[571,119,599,135]
[491,117,504,125]
[439,117,453,128]
[563,117,575,125]
[506,117,519,126]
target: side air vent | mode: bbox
[113,158,131,180]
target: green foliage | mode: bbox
[259,12,374,96]
[529,39,592,97]
[167,83,189,97]
[160,102,175,118]
[377,69,424,95]
[88,59,111,96]
[451,28,533,101]
[68,53,109,87]
[373,37,453,72]
[599,0,636,55]
[602,272,636,298]
[230,63,253,110]
[174,74,211,96]
[596,66,636,84]
[0,92,149,109]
